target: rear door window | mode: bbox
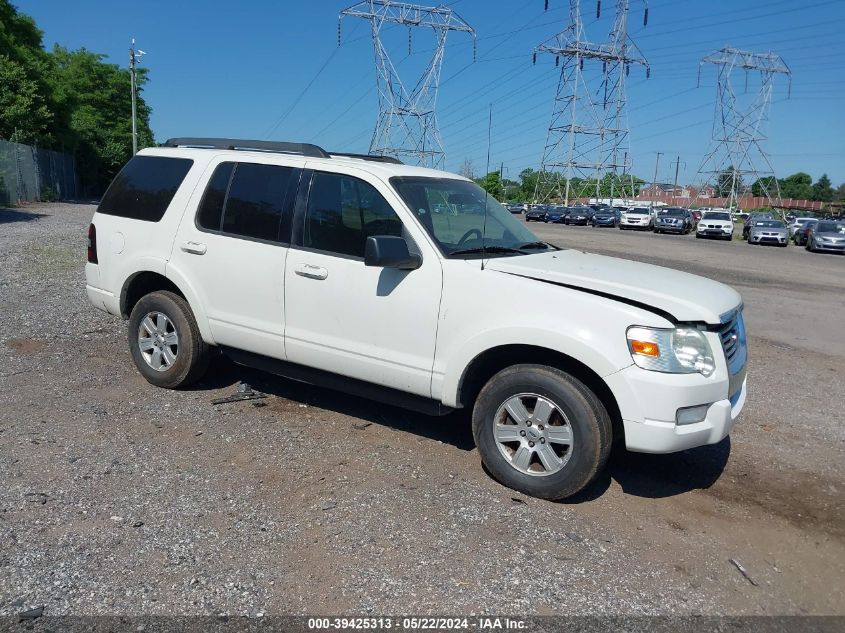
[196,162,295,243]
[98,155,193,222]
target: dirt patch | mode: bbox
[5,338,47,354]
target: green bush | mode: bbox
[40,185,57,202]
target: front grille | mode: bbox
[713,310,747,376]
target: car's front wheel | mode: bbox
[128,291,210,389]
[472,364,612,500]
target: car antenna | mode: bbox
[481,103,492,271]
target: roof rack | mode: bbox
[162,138,330,158]
[329,152,404,165]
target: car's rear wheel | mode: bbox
[472,364,612,500]
[128,291,210,389]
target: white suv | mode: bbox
[696,210,734,240]
[86,138,748,500]
[619,207,653,230]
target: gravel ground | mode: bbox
[1,203,843,618]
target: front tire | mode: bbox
[472,364,612,500]
[128,291,210,389]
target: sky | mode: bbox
[16,0,845,186]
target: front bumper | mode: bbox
[812,241,845,252]
[698,227,732,238]
[750,234,788,244]
[620,220,650,229]
[655,223,685,233]
[620,376,746,453]
[605,330,746,453]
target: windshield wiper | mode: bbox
[448,245,526,257]
[516,241,556,250]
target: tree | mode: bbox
[716,167,742,198]
[751,176,777,197]
[779,172,813,200]
[811,174,834,202]
[478,171,503,199]
[835,183,845,201]
[0,0,155,194]
[0,56,53,143]
[518,168,538,201]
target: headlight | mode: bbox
[626,326,715,377]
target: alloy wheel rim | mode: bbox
[138,312,179,372]
[493,393,574,477]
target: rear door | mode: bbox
[169,157,300,359]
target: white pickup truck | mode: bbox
[85,138,748,500]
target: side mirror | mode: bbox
[364,236,421,270]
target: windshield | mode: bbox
[817,222,845,234]
[660,208,685,216]
[755,220,785,228]
[391,177,544,257]
[627,208,650,214]
[703,212,731,221]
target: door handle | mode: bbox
[180,241,207,255]
[294,263,328,280]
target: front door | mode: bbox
[283,167,442,397]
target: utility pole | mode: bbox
[694,46,791,210]
[651,151,662,205]
[338,1,475,168]
[671,155,682,203]
[129,38,146,155]
[533,0,650,204]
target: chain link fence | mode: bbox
[0,139,79,205]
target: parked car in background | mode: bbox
[545,207,567,223]
[591,209,618,227]
[806,221,845,254]
[690,209,702,226]
[654,207,694,234]
[743,212,775,240]
[507,204,524,215]
[748,220,788,247]
[793,219,818,246]
[619,207,653,230]
[788,216,816,237]
[525,206,548,222]
[696,211,734,240]
[566,207,593,226]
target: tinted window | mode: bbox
[98,156,193,222]
[303,172,403,257]
[196,162,234,231]
[196,162,293,242]
[223,163,293,241]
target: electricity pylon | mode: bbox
[694,47,791,210]
[338,1,475,168]
[533,0,649,204]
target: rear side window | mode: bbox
[197,162,294,242]
[98,156,193,222]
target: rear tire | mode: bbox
[128,291,210,389]
[472,364,612,500]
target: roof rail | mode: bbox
[162,138,329,158]
[329,152,404,165]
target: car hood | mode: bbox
[701,219,732,226]
[486,250,741,324]
[752,227,787,234]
